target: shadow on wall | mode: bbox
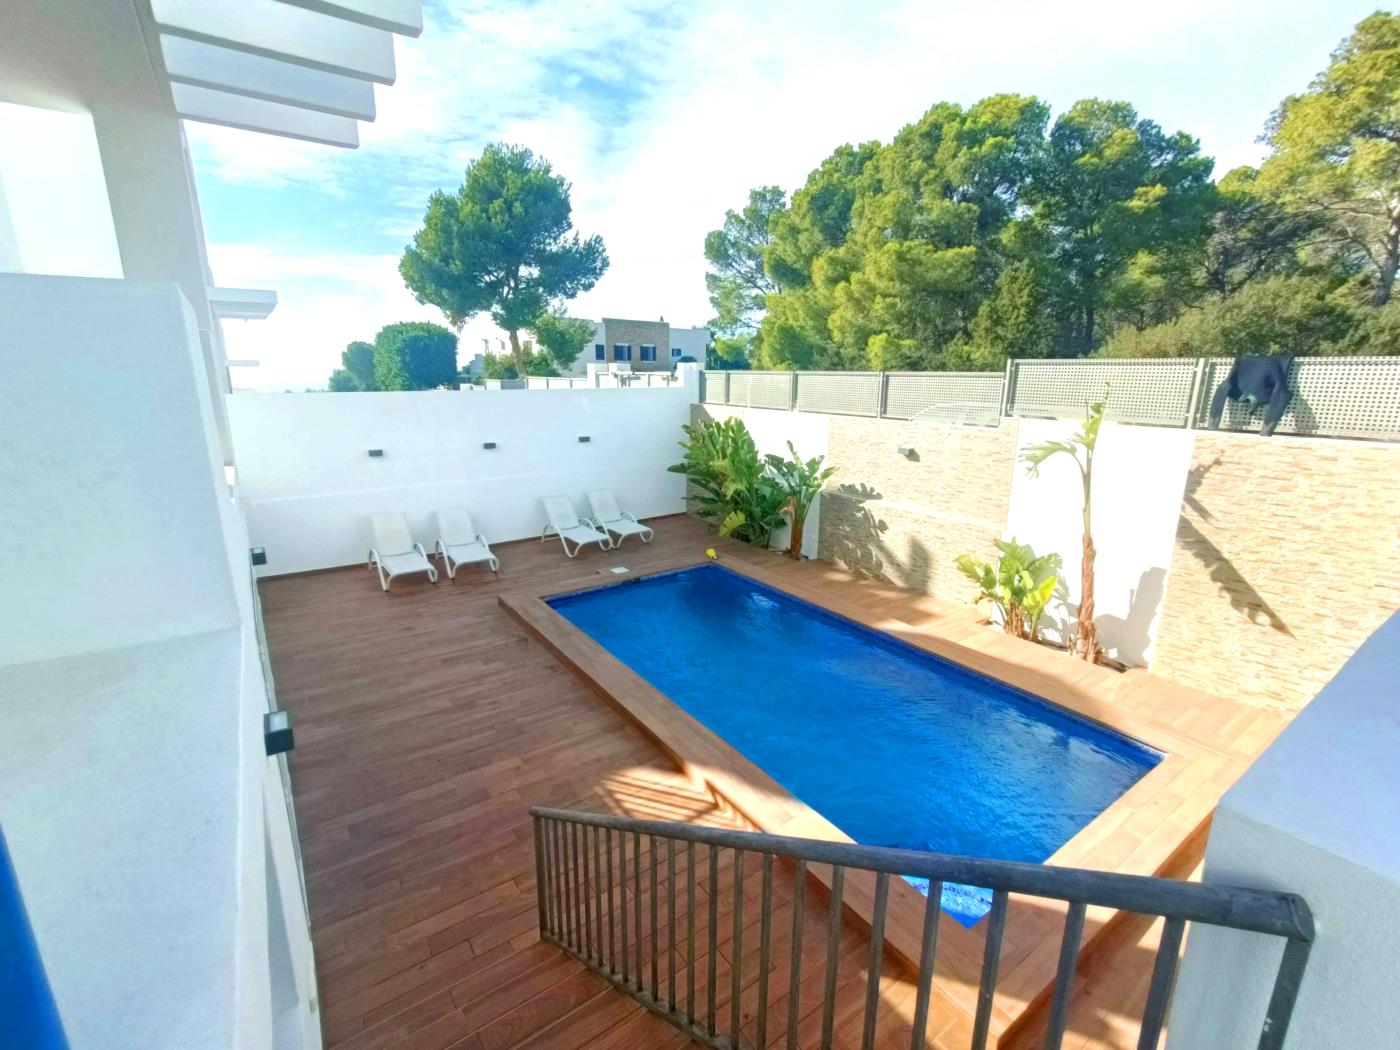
[1097,567,1168,666]
[1176,453,1292,635]
[819,483,932,590]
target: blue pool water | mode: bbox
[548,564,1162,924]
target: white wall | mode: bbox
[701,405,830,559]
[230,386,696,575]
[0,274,240,666]
[0,102,123,278]
[670,325,710,367]
[1005,420,1193,666]
[1166,611,1400,1049]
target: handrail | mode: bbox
[529,806,1312,1050]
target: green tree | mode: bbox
[327,368,363,392]
[400,143,608,373]
[1260,13,1400,306]
[1200,167,1315,298]
[1024,99,1214,354]
[529,312,595,374]
[342,340,376,387]
[704,186,785,366]
[1098,275,1363,358]
[372,321,459,390]
[957,260,1055,367]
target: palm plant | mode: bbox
[764,441,836,559]
[1021,399,1105,661]
[955,539,1063,642]
[668,418,788,548]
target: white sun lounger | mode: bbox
[541,495,613,558]
[434,508,499,578]
[367,512,437,591]
[587,489,654,546]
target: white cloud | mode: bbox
[196,0,1379,390]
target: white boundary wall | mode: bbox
[231,385,695,576]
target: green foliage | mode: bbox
[667,418,788,548]
[529,312,595,373]
[1098,275,1367,358]
[954,539,1062,642]
[399,143,608,371]
[372,321,459,390]
[1260,12,1400,306]
[704,186,785,366]
[327,368,363,392]
[763,442,836,559]
[342,340,376,388]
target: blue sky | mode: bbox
[191,0,1382,390]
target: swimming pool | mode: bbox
[548,563,1163,923]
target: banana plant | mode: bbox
[669,418,788,548]
[954,539,1063,642]
[1021,399,1105,661]
[764,441,836,560]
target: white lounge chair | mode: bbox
[541,495,613,558]
[434,508,499,578]
[367,512,437,591]
[587,490,655,547]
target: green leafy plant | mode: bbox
[668,418,788,547]
[954,539,1063,642]
[764,441,836,559]
[1021,399,1105,661]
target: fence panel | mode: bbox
[727,371,794,410]
[1008,359,1200,425]
[882,372,1004,424]
[796,371,881,416]
[1197,355,1400,439]
[701,371,728,404]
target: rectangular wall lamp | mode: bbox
[483,441,497,450]
[367,448,383,457]
[578,436,591,443]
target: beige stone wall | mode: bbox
[1151,433,1400,711]
[818,416,1021,604]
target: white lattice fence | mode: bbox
[1008,359,1200,425]
[727,371,795,410]
[1198,356,1400,439]
[796,371,881,416]
[883,372,1005,424]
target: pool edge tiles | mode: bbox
[547,562,1165,925]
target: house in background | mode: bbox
[570,316,710,375]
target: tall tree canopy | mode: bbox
[703,186,785,366]
[1261,12,1400,306]
[372,322,459,391]
[400,144,608,373]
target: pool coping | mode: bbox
[499,543,1262,1047]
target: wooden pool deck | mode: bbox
[258,514,1287,1050]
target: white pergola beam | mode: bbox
[161,36,376,121]
[150,0,397,84]
[172,83,359,148]
[274,0,422,38]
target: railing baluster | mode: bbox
[620,829,631,986]
[554,820,569,946]
[707,844,720,1038]
[757,852,774,1049]
[1260,937,1312,1050]
[786,859,807,1050]
[731,848,746,1044]
[532,815,548,938]
[910,881,943,1050]
[574,822,588,953]
[667,837,678,1011]
[1044,901,1087,1049]
[971,890,1008,1050]
[821,865,845,1050]
[633,831,643,989]
[605,828,617,976]
[593,824,605,966]
[650,834,660,1001]
[861,872,890,1050]
[1136,917,1184,1050]
[581,821,593,961]
[687,840,697,1026]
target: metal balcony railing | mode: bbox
[530,807,1312,1050]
